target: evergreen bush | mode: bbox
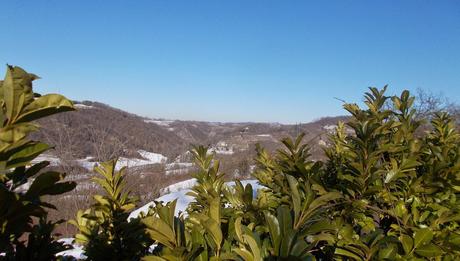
[0,65,76,260]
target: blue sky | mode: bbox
[1,1,459,123]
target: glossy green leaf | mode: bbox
[16,94,74,123]
[400,234,413,254]
[335,247,362,260]
[413,228,433,249]
[414,243,443,257]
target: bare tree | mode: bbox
[40,114,80,172]
[414,88,447,119]
[86,123,130,162]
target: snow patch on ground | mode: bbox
[323,124,337,131]
[160,178,197,195]
[144,119,174,126]
[56,238,86,259]
[138,150,167,163]
[74,104,94,109]
[76,150,167,171]
[165,162,193,170]
[31,154,61,166]
[131,189,195,218]
[32,150,168,174]
[165,162,194,175]
[75,157,96,170]
[165,169,188,175]
[256,134,272,137]
[209,147,234,155]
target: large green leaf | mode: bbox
[204,218,223,250]
[264,211,281,252]
[209,197,220,223]
[16,94,74,123]
[25,171,72,198]
[233,248,254,261]
[1,66,37,123]
[400,234,413,254]
[414,243,443,257]
[6,142,50,169]
[242,234,261,261]
[335,247,362,260]
[413,228,433,249]
[378,244,397,260]
[0,123,38,146]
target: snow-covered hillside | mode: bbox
[35,150,168,171]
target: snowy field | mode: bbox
[32,150,168,171]
[114,150,167,170]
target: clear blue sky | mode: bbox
[1,1,459,123]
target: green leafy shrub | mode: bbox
[141,142,340,260]
[0,65,76,259]
[139,87,460,260]
[71,159,153,260]
[325,87,460,260]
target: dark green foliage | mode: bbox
[11,217,70,261]
[140,87,460,260]
[0,65,76,259]
[326,87,460,260]
[142,200,204,261]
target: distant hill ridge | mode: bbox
[33,100,349,162]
